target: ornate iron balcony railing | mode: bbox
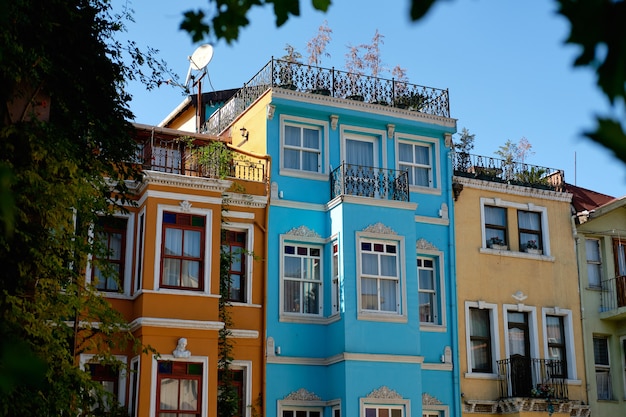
[137,136,266,183]
[600,275,626,313]
[453,152,565,192]
[330,162,409,202]
[497,357,568,400]
[204,58,450,135]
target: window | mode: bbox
[418,257,438,323]
[135,212,145,293]
[360,240,399,313]
[282,409,321,417]
[161,212,205,290]
[364,405,403,417]
[423,413,442,417]
[469,308,493,373]
[129,358,140,417]
[613,238,626,276]
[222,230,247,302]
[219,370,244,417]
[518,210,542,251]
[332,241,340,315]
[546,315,567,378]
[594,337,612,400]
[398,141,432,187]
[93,217,127,292]
[586,238,602,288]
[484,206,507,247]
[284,124,321,172]
[88,364,119,411]
[283,244,322,315]
[156,361,203,416]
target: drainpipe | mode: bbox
[261,154,271,417]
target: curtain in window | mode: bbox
[586,239,602,286]
[485,206,506,226]
[164,229,182,256]
[180,379,198,410]
[380,254,397,277]
[546,315,564,360]
[470,308,491,371]
[596,370,612,400]
[303,282,319,314]
[361,278,378,309]
[518,211,540,231]
[346,139,374,167]
[617,243,626,276]
[508,327,527,356]
[182,260,200,288]
[380,279,397,312]
[160,378,178,410]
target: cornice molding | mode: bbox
[141,170,232,194]
[453,176,573,202]
[129,317,224,332]
[222,192,268,208]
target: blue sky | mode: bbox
[118,0,626,197]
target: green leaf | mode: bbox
[410,0,439,21]
[585,117,626,165]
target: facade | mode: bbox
[195,58,460,417]
[571,186,626,417]
[452,155,589,417]
[86,124,269,417]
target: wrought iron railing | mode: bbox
[137,137,266,183]
[204,58,451,135]
[600,275,626,312]
[330,162,409,202]
[497,357,568,400]
[452,152,565,191]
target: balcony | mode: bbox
[330,162,409,202]
[137,136,266,183]
[600,275,626,320]
[204,58,450,135]
[453,152,566,192]
[497,357,568,400]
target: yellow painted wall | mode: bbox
[454,180,587,406]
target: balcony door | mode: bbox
[345,137,378,197]
[613,239,626,307]
[508,311,532,397]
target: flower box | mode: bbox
[489,244,508,251]
[525,248,543,255]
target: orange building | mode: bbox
[81,123,269,417]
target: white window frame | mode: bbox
[153,204,213,295]
[134,208,146,294]
[85,212,134,298]
[585,238,603,288]
[222,222,254,304]
[395,133,441,195]
[128,355,140,417]
[356,231,407,322]
[480,198,551,258]
[503,305,539,362]
[149,354,208,417]
[620,336,626,400]
[422,404,449,417]
[280,115,329,180]
[79,354,127,408]
[417,247,447,330]
[331,239,340,316]
[359,398,410,417]
[279,234,325,322]
[465,301,500,378]
[541,307,578,381]
[230,360,253,417]
[278,403,324,417]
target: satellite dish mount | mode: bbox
[185,44,214,132]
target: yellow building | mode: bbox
[83,124,269,417]
[452,154,589,417]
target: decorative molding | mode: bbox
[222,192,268,209]
[330,114,339,130]
[362,222,397,235]
[444,133,452,148]
[438,202,449,220]
[285,225,321,238]
[417,238,438,251]
[267,104,276,120]
[512,290,528,302]
[172,337,191,358]
[179,200,192,212]
[386,123,395,140]
[141,170,232,194]
[284,388,321,401]
[367,386,403,399]
[423,393,443,405]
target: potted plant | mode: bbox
[525,239,542,255]
[531,383,555,399]
[488,236,507,250]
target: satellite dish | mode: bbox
[189,44,214,71]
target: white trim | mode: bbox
[222,222,255,303]
[480,197,551,256]
[503,304,539,360]
[266,352,424,365]
[134,207,146,294]
[279,235,325,319]
[129,317,223,332]
[541,307,577,380]
[414,215,449,226]
[129,355,140,417]
[356,231,407,321]
[422,404,449,417]
[416,247,447,328]
[154,204,213,294]
[331,237,341,316]
[231,360,253,417]
[395,133,441,193]
[279,114,329,178]
[340,126,386,169]
[453,176,573,202]
[149,354,208,417]
[360,397,410,417]
[79,354,127,407]
[621,335,626,400]
[465,301,500,378]
[136,188,223,208]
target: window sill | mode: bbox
[279,169,327,181]
[420,323,447,332]
[464,372,500,380]
[480,247,554,262]
[279,314,333,324]
[408,185,441,196]
[357,311,408,323]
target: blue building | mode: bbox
[174,58,460,417]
